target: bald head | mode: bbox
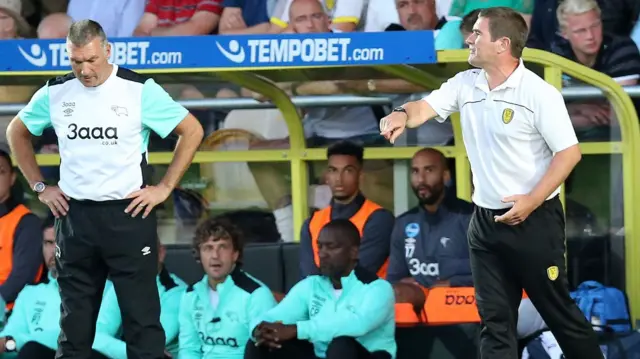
[38,13,72,39]
[410,148,450,207]
[289,0,330,34]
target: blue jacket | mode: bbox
[252,267,396,359]
[93,268,186,359]
[179,268,277,359]
[0,273,60,351]
[387,197,474,287]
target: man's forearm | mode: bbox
[529,145,581,204]
[158,125,203,190]
[403,100,433,128]
[7,120,44,188]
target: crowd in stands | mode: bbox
[0,0,639,357]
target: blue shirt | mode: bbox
[222,0,271,27]
[93,268,187,359]
[252,267,397,359]
[179,268,277,359]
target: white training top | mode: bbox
[423,60,579,210]
[18,65,188,201]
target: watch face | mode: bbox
[5,339,16,351]
[34,182,46,193]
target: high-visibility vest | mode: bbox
[0,204,44,310]
[308,199,389,278]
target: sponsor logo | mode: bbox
[198,332,239,348]
[17,41,182,68]
[405,223,420,238]
[445,294,476,306]
[408,258,439,277]
[67,124,118,146]
[216,37,384,65]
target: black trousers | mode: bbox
[17,341,108,359]
[243,337,392,359]
[54,199,164,359]
[468,196,603,359]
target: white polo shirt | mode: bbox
[18,65,188,201]
[423,61,578,210]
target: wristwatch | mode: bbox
[392,106,408,115]
[33,181,47,193]
[4,336,16,352]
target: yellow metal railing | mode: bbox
[9,48,640,324]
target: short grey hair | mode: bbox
[556,0,601,30]
[67,19,107,47]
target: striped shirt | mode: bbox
[144,0,223,27]
[551,34,640,84]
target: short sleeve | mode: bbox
[144,0,158,14]
[333,0,364,24]
[141,79,189,139]
[196,0,223,15]
[422,72,464,122]
[17,85,51,136]
[535,86,578,153]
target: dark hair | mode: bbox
[193,215,245,263]
[0,149,13,172]
[460,9,481,34]
[326,141,364,165]
[320,219,361,247]
[478,7,528,58]
[42,213,56,230]
[67,19,107,47]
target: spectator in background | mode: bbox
[93,238,186,359]
[0,0,33,39]
[526,0,559,51]
[67,0,146,38]
[600,0,640,39]
[0,218,108,359]
[21,0,67,31]
[459,9,480,46]
[552,0,640,130]
[271,0,366,32]
[37,13,72,39]
[387,148,473,294]
[299,142,395,279]
[0,149,43,324]
[246,220,396,359]
[218,0,283,34]
[178,216,276,359]
[134,0,221,36]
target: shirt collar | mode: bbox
[474,59,526,92]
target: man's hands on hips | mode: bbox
[125,184,172,219]
[39,186,69,218]
[380,111,408,144]
[253,321,297,349]
[494,194,542,225]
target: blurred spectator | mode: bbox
[459,8,480,46]
[67,0,145,38]
[600,0,640,38]
[218,0,283,34]
[552,0,640,130]
[21,0,67,31]
[0,149,43,322]
[526,0,559,51]
[299,141,394,279]
[448,0,533,25]
[271,0,366,32]
[37,13,72,39]
[134,0,221,36]
[0,0,33,39]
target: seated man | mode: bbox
[0,218,107,359]
[300,141,394,279]
[388,148,473,306]
[246,219,396,359]
[92,238,187,359]
[178,216,277,358]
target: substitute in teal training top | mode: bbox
[247,219,397,359]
